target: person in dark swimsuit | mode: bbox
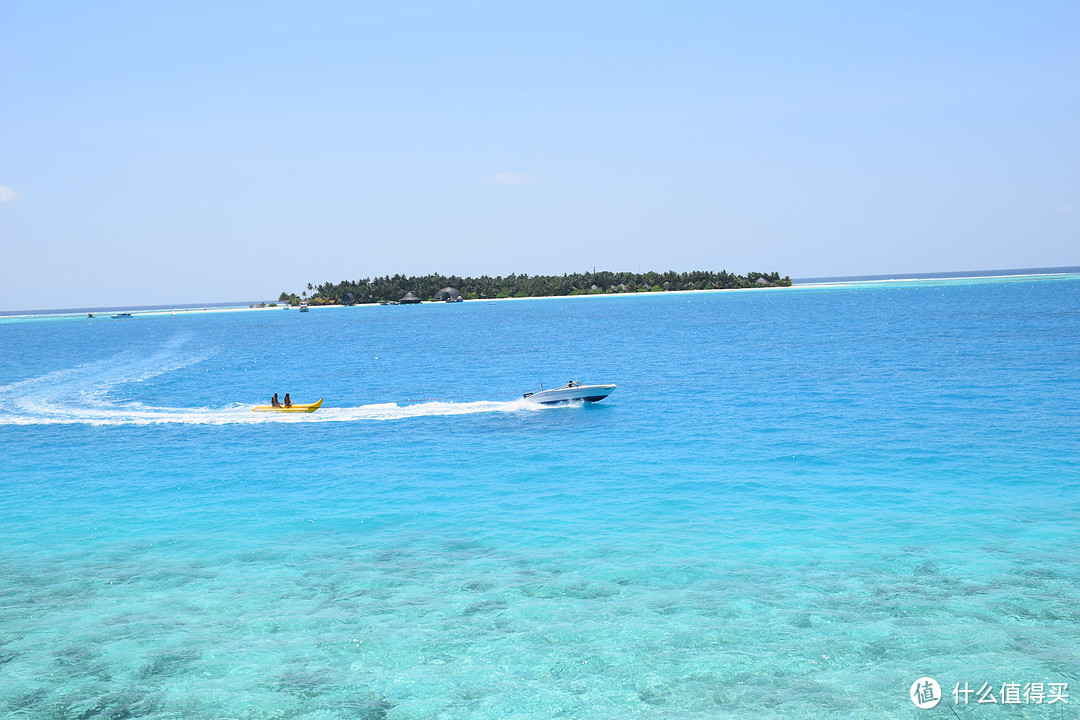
[283,393,292,408]
[271,393,282,407]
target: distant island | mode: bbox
[279,270,792,306]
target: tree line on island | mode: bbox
[277,269,791,306]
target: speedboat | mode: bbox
[523,381,616,405]
[299,303,309,312]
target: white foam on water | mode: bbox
[0,398,556,426]
[0,343,560,426]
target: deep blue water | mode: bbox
[2,277,1078,719]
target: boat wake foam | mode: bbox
[0,398,555,426]
[0,346,560,426]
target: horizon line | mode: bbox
[792,265,1080,284]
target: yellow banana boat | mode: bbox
[252,398,323,413]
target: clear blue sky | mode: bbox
[1,1,1077,309]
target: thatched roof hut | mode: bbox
[433,287,462,301]
[400,291,421,304]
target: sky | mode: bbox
[1,1,1077,309]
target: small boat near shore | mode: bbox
[523,382,616,405]
[252,398,323,413]
[111,313,133,319]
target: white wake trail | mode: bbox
[0,398,557,426]
[0,343,565,425]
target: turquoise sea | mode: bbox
[2,276,1078,719]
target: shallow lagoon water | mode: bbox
[2,277,1079,718]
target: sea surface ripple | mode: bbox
[1,277,1078,718]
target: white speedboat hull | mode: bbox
[523,384,616,405]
